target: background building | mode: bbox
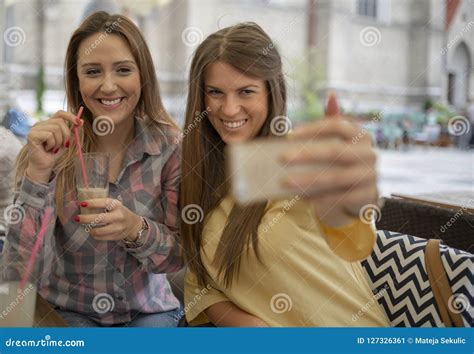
[0,0,472,125]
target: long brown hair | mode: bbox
[181,22,287,288]
[15,11,176,220]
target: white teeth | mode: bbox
[100,98,122,106]
[222,119,247,129]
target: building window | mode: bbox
[358,0,377,18]
[447,73,455,106]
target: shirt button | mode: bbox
[116,268,122,273]
[117,295,124,301]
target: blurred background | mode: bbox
[0,0,472,197]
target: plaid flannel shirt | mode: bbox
[3,118,183,325]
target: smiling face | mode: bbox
[76,33,141,128]
[204,61,269,144]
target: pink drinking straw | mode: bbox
[73,106,89,189]
[19,207,53,291]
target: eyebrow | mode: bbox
[206,84,260,91]
[81,60,136,68]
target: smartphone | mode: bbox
[226,137,336,204]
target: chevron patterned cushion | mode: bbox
[361,230,473,327]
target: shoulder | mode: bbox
[147,120,181,142]
[141,119,182,158]
[203,197,234,236]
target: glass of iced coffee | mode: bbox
[76,152,110,215]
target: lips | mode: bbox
[100,98,122,105]
[97,97,125,108]
[221,119,248,129]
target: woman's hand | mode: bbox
[281,93,378,228]
[26,110,82,183]
[75,198,143,241]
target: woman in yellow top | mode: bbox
[181,22,388,327]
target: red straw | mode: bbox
[19,207,53,291]
[73,106,89,189]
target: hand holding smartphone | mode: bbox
[227,137,337,204]
[227,92,377,262]
[227,93,344,205]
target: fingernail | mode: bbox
[64,140,70,148]
[75,118,81,126]
[53,148,60,154]
[74,215,80,223]
[80,201,88,208]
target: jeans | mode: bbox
[55,306,183,328]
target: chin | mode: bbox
[221,134,250,144]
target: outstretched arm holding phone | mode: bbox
[281,93,378,229]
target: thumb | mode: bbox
[325,91,340,117]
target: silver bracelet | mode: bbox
[123,217,149,249]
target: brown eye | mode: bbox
[85,69,100,75]
[207,89,222,96]
[117,67,131,74]
[240,89,254,95]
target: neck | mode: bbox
[96,118,135,154]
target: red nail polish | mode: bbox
[64,140,70,148]
[75,118,81,126]
[74,215,80,223]
[80,202,88,208]
[53,148,60,154]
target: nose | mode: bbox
[99,73,117,94]
[220,95,241,118]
